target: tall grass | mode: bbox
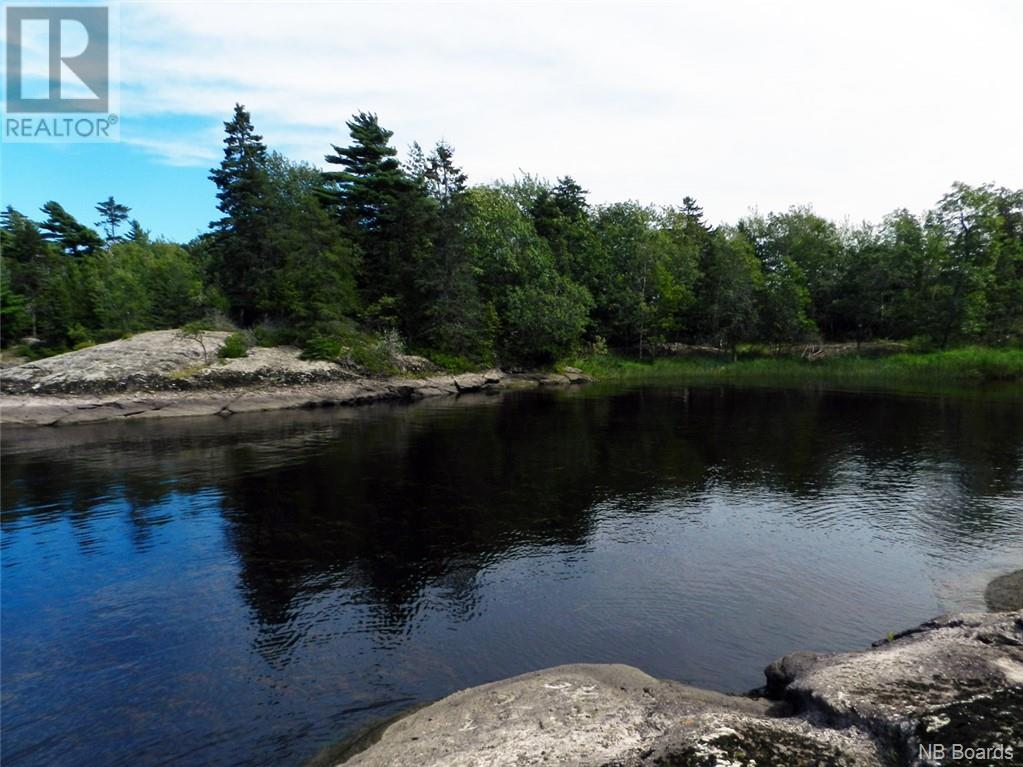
[572,347,1023,386]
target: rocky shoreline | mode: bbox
[320,604,1023,767]
[0,330,591,427]
[0,370,590,427]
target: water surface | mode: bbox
[2,383,1022,766]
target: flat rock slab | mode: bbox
[1,330,232,394]
[335,664,881,767]
[334,612,1023,767]
[986,570,1023,612]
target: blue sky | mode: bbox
[3,0,1022,242]
[3,133,218,243]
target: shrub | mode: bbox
[218,332,250,359]
[300,324,399,375]
[428,352,476,373]
[301,334,344,361]
[252,321,295,348]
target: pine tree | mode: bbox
[39,201,103,257]
[416,142,486,358]
[323,112,428,320]
[126,219,150,244]
[208,103,271,324]
[95,196,131,243]
[530,176,599,291]
[2,206,49,264]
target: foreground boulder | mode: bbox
[332,612,1022,766]
[777,611,1023,764]
[334,664,880,767]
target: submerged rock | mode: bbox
[332,612,1022,767]
[986,570,1023,612]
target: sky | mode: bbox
[2,0,1022,242]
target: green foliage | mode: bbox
[208,103,272,324]
[322,111,428,316]
[260,153,359,327]
[39,201,103,257]
[83,242,207,335]
[218,332,249,359]
[300,323,399,375]
[503,277,592,365]
[0,257,29,345]
[428,351,478,373]
[252,320,296,347]
[693,227,762,354]
[301,333,344,361]
[574,347,1023,386]
[4,106,1022,373]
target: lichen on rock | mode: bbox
[328,611,1023,767]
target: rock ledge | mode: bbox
[328,611,1022,767]
[0,330,592,426]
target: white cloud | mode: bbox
[117,0,1023,223]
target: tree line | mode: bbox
[3,103,1021,365]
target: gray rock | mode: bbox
[0,330,356,395]
[0,332,592,426]
[565,371,593,384]
[776,611,1023,764]
[452,373,487,392]
[334,664,881,767]
[395,355,437,374]
[331,612,1023,767]
[0,330,232,394]
[986,570,1023,612]
[538,373,571,386]
[763,650,825,698]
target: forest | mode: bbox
[3,104,1022,370]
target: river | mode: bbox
[2,382,1021,766]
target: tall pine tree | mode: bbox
[209,103,271,324]
[322,112,428,324]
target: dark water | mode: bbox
[2,383,1022,766]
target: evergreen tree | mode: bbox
[695,227,762,356]
[2,206,49,264]
[208,103,271,324]
[95,196,131,243]
[322,112,427,321]
[416,142,486,358]
[657,198,710,342]
[465,185,591,365]
[126,219,151,244]
[530,176,598,286]
[0,257,29,345]
[592,202,668,355]
[39,201,103,257]
[261,153,359,330]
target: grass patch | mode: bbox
[168,363,207,380]
[571,346,1023,386]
